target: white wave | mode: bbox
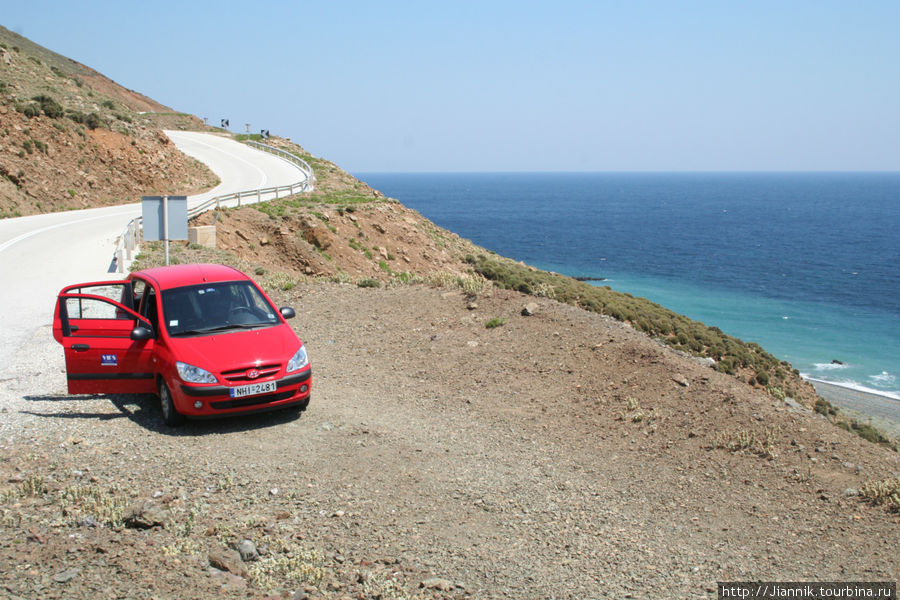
[812,362,849,371]
[869,371,896,386]
[803,376,900,401]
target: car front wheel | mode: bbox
[159,379,185,427]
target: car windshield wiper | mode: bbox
[171,323,270,336]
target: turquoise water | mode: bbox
[582,270,899,398]
[357,172,900,398]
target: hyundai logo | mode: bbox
[247,369,260,379]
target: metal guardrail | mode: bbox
[113,140,315,273]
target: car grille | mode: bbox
[221,363,282,383]
[209,390,296,410]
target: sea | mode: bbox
[356,172,900,399]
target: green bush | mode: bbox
[485,317,507,329]
[32,95,64,118]
[84,112,104,130]
[66,109,86,124]
[814,398,837,416]
[850,421,896,449]
[357,278,381,288]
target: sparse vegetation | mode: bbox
[468,253,800,399]
[713,427,779,459]
[859,477,900,512]
[31,94,64,118]
[485,317,507,329]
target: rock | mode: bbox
[53,567,81,583]
[672,374,690,387]
[259,237,270,246]
[373,223,386,234]
[124,500,170,529]
[522,302,539,316]
[466,302,478,310]
[300,220,331,250]
[208,546,248,578]
[236,539,259,562]
[843,488,859,498]
[421,578,453,591]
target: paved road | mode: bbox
[0,132,308,381]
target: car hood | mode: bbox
[166,324,301,373]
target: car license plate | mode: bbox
[229,381,277,398]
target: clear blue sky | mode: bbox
[4,1,899,172]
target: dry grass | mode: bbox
[859,477,900,512]
[713,427,779,460]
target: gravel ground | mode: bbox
[1,281,898,599]
[811,381,900,440]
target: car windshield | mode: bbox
[162,281,280,336]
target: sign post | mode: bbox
[142,196,187,266]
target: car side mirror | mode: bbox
[280,307,296,320]
[131,325,154,341]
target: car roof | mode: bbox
[132,263,251,291]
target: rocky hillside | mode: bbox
[0,25,218,217]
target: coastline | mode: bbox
[809,378,900,440]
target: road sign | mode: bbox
[142,196,187,241]
[142,196,187,266]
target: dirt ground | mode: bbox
[1,280,897,600]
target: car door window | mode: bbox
[131,280,146,314]
[63,284,134,321]
[139,288,160,332]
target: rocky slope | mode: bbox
[1,273,898,599]
[0,25,218,217]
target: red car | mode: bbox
[53,263,311,426]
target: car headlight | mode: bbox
[176,361,217,384]
[286,345,309,372]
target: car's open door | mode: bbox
[52,281,157,395]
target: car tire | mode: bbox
[159,379,185,427]
[291,396,310,413]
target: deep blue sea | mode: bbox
[356,172,900,398]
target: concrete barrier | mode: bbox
[189,225,216,248]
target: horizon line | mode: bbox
[351,169,900,175]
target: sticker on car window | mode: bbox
[267,313,275,319]
[101,354,118,366]
[169,320,179,326]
